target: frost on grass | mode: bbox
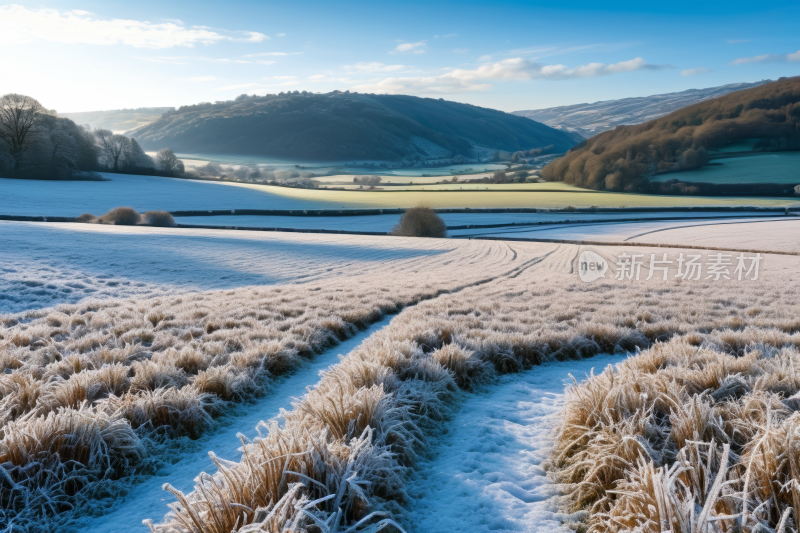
[146,250,800,533]
[553,334,800,532]
[0,238,532,530]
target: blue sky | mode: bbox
[1,0,798,113]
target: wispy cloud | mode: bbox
[276,33,286,37]
[269,75,298,80]
[681,68,712,76]
[452,48,469,54]
[477,54,492,62]
[727,39,751,44]
[392,41,426,54]
[351,56,671,95]
[187,75,218,82]
[345,62,409,73]
[434,33,458,38]
[731,50,800,64]
[0,5,267,48]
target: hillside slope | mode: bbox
[131,92,576,162]
[514,80,771,137]
[542,76,800,190]
[61,107,174,133]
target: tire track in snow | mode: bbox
[404,354,628,533]
[77,316,396,533]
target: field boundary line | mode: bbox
[465,236,800,256]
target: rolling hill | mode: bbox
[60,107,174,133]
[514,80,771,137]
[130,92,578,163]
[541,76,800,191]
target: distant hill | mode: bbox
[514,81,772,137]
[60,107,174,133]
[130,92,577,163]
[542,77,800,190]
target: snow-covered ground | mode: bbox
[76,315,394,533]
[0,173,333,217]
[628,218,800,253]
[174,210,787,233]
[0,222,457,314]
[405,354,627,533]
[452,216,793,243]
[3,173,798,217]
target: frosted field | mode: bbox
[175,210,789,232]
[0,221,466,314]
[455,216,799,250]
[4,213,796,314]
[78,315,394,533]
[3,173,799,218]
[627,218,800,253]
[0,174,332,217]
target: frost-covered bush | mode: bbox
[142,210,176,227]
[99,206,140,225]
[390,206,447,238]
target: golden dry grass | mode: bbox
[147,247,800,532]
[554,334,800,532]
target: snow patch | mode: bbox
[404,354,628,532]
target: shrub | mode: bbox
[390,206,447,238]
[99,207,140,225]
[76,213,97,223]
[142,210,176,227]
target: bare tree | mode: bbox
[0,94,48,174]
[156,148,183,175]
[120,138,154,170]
[94,128,130,171]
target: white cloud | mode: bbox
[277,33,286,37]
[681,68,712,76]
[345,62,408,72]
[452,48,469,54]
[727,39,751,44]
[731,51,800,64]
[477,54,492,62]
[240,31,269,42]
[0,5,266,49]
[308,75,327,81]
[351,56,670,95]
[270,75,298,80]
[434,33,458,39]
[187,76,218,82]
[392,41,426,54]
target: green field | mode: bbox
[229,181,800,209]
[651,151,800,184]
